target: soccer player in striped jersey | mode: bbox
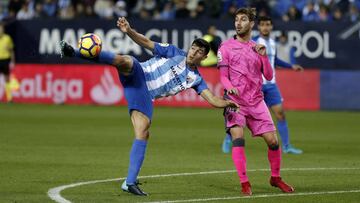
[222,16,304,155]
[218,8,294,196]
[60,17,238,196]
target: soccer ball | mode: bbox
[78,33,102,58]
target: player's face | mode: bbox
[258,20,273,37]
[187,45,207,65]
[234,13,254,36]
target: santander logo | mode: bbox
[90,69,122,105]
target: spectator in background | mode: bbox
[175,0,190,18]
[318,4,331,21]
[58,0,75,19]
[158,1,175,20]
[201,25,221,67]
[190,1,205,19]
[132,0,156,18]
[250,0,271,17]
[222,0,246,14]
[221,2,238,19]
[332,7,344,21]
[94,0,114,19]
[282,5,302,21]
[347,3,359,22]
[114,0,128,18]
[16,0,35,20]
[42,0,57,18]
[8,0,23,19]
[80,0,96,18]
[206,0,222,18]
[0,5,9,21]
[302,1,319,21]
[276,31,297,66]
[0,23,15,103]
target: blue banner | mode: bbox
[8,19,360,70]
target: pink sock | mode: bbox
[268,148,281,177]
[232,147,248,183]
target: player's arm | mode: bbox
[217,47,238,95]
[117,17,155,51]
[275,55,304,72]
[200,89,239,109]
[254,44,273,81]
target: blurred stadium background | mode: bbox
[1,0,360,202]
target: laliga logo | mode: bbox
[90,69,122,105]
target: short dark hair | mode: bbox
[234,7,257,22]
[258,16,272,24]
[192,38,210,55]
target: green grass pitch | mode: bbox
[0,104,360,203]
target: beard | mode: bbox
[261,31,270,37]
[236,25,251,37]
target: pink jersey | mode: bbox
[217,37,273,106]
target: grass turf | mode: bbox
[0,104,359,202]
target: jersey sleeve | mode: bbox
[192,76,208,95]
[217,44,234,90]
[153,42,186,58]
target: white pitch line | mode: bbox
[48,167,360,203]
[142,190,360,203]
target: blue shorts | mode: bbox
[119,57,153,120]
[262,83,283,107]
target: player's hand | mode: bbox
[292,64,304,72]
[227,88,239,95]
[117,17,130,33]
[253,44,267,56]
[226,100,240,112]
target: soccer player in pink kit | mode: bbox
[217,8,294,196]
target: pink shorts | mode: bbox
[224,100,276,136]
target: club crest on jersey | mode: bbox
[186,76,194,83]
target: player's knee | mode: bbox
[268,143,279,150]
[267,138,279,150]
[114,55,133,74]
[134,127,150,140]
[232,138,245,147]
[276,111,286,121]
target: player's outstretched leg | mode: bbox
[59,40,116,65]
[222,133,232,153]
[59,41,75,58]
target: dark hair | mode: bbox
[234,7,257,22]
[192,38,210,55]
[258,16,272,24]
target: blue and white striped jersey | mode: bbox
[253,36,277,84]
[253,36,293,85]
[140,43,208,99]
